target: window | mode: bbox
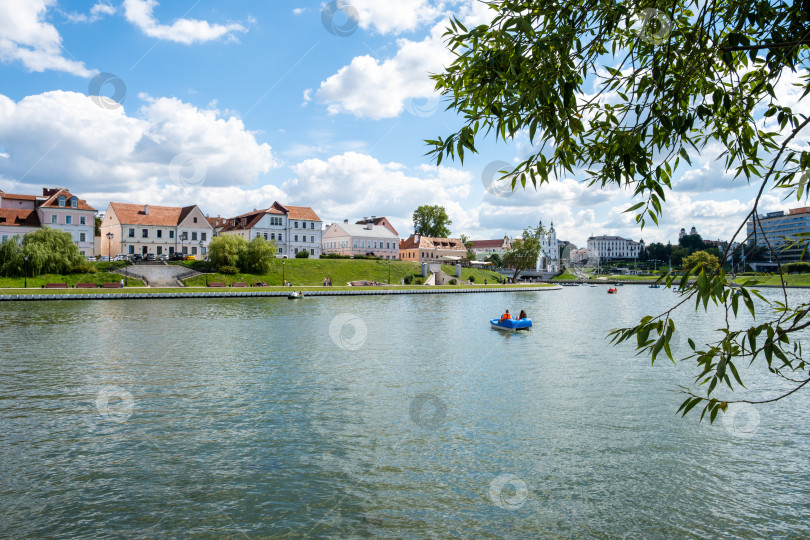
[65,216,72,225]
[128,246,134,254]
[201,247,206,255]
[360,240,365,248]
[201,233,207,241]
[70,197,78,208]
[51,215,57,224]
[80,217,86,225]
[264,233,268,240]
[193,217,198,223]
[182,247,188,254]
[271,233,275,240]
[278,247,282,253]
[191,232,197,241]
[80,233,86,242]
[294,248,299,254]
[1,235,7,243]
[191,247,197,255]
[353,240,358,248]
[310,236,314,243]
[129,228,135,238]
[279,234,282,242]
[311,222,315,230]
[169,230,174,239]
[295,221,299,228]
[310,248,315,255]
[58,195,66,207]
[157,230,163,238]
[142,229,148,238]
[157,246,162,255]
[294,235,299,242]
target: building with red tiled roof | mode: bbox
[399,234,466,263]
[219,201,322,258]
[470,235,512,256]
[354,216,398,236]
[0,188,97,255]
[323,219,400,259]
[100,202,213,259]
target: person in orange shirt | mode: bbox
[500,309,511,321]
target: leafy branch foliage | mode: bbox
[428,0,810,420]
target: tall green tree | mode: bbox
[22,227,84,276]
[412,205,452,238]
[244,237,277,274]
[428,1,810,419]
[209,235,248,270]
[459,234,476,260]
[503,226,542,280]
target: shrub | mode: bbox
[783,262,810,274]
[295,250,310,258]
[69,263,97,274]
[352,254,382,260]
[449,278,457,285]
[220,265,239,275]
[414,277,425,285]
[321,253,351,259]
[469,275,476,283]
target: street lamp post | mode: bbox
[23,255,27,288]
[199,240,203,260]
[388,260,391,285]
[282,259,285,285]
[106,232,114,260]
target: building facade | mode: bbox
[747,207,810,262]
[0,188,96,256]
[355,216,398,236]
[218,202,323,258]
[587,235,645,264]
[100,203,214,258]
[470,236,512,258]
[399,235,466,263]
[322,219,400,259]
[536,221,559,272]
[570,248,589,264]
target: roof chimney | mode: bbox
[371,215,376,220]
[144,204,150,215]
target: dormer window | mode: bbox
[58,195,66,207]
[70,197,77,208]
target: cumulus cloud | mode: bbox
[315,1,495,119]
[123,0,247,44]
[350,0,446,35]
[284,151,472,235]
[63,2,116,23]
[0,91,276,197]
[0,0,95,76]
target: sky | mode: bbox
[0,0,801,247]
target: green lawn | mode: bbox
[183,259,507,287]
[732,274,810,286]
[0,273,142,288]
[440,264,504,283]
[552,270,579,280]
[597,274,662,281]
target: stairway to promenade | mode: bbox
[115,263,202,287]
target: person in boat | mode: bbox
[518,310,527,320]
[500,310,512,321]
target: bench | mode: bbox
[208,282,227,287]
[102,283,123,288]
[76,283,97,289]
[45,283,68,288]
[232,282,249,287]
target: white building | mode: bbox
[536,221,559,272]
[100,202,214,258]
[587,235,645,264]
[322,219,400,259]
[219,202,323,258]
[0,188,97,256]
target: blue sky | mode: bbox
[0,0,797,247]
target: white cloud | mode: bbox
[0,0,94,76]
[292,8,307,16]
[64,2,116,23]
[123,0,247,44]
[0,91,276,198]
[284,151,472,236]
[350,0,445,35]
[315,1,496,119]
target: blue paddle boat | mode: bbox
[490,317,532,332]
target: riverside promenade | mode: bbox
[0,285,562,302]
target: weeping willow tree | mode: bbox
[427,0,810,420]
[0,227,84,277]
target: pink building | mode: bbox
[322,219,400,259]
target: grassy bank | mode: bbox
[440,264,505,283]
[0,273,143,288]
[552,270,578,280]
[184,259,504,287]
[731,274,810,286]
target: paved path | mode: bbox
[117,264,198,287]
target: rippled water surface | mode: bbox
[1,287,809,538]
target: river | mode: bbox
[1,286,808,538]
